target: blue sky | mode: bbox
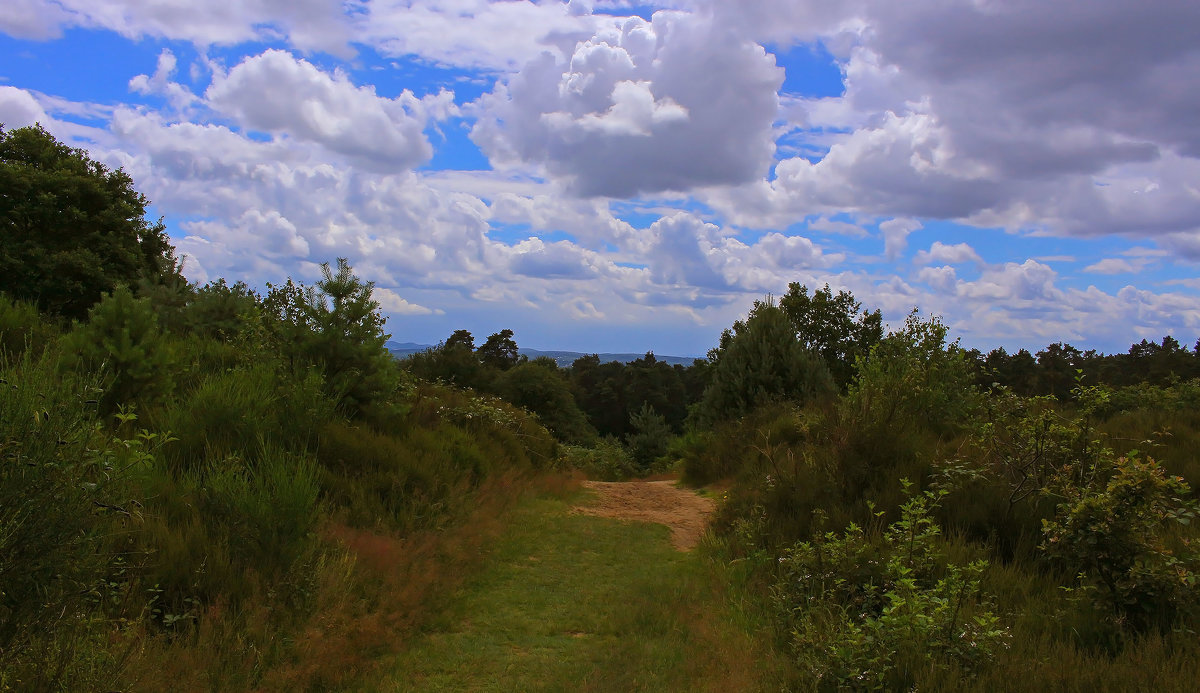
[2,0,1198,356]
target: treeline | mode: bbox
[966,337,1200,397]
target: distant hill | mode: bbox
[385,341,701,367]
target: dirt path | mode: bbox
[574,480,716,551]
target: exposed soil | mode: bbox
[574,480,716,551]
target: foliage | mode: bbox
[0,294,54,361]
[844,310,977,436]
[1041,453,1200,632]
[494,360,597,444]
[0,124,176,319]
[774,485,1008,689]
[183,279,261,342]
[568,352,696,438]
[477,328,519,371]
[558,438,638,480]
[778,282,883,389]
[697,300,834,425]
[405,331,488,389]
[626,401,671,472]
[265,259,399,414]
[61,284,176,411]
[0,351,156,688]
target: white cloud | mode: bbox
[879,217,920,260]
[129,49,199,111]
[5,0,355,55]
[472,11,784,196]
[205,49,434,171]
[915,265,957,293]
[362,0,598,71]
[0,86,50,128]
[374,288,443,316]
[808,216,868,237]
[914,241,982,266]
[1083,258,1147,275]
[703,1,1200,245]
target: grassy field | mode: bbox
[369,486,780,693]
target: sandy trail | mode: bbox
[574,480,716,551]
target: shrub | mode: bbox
[493,360,596,444]
[697,300,835,426]
[774,484,1008,689]
[265,259,399,415]
[61,285,175,412]
[0,294,54,361]
[1041,453,1200,632]
[626,402,671,472]
[559,438,638,480]
[0,351,139,687]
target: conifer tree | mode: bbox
[61,285,175,411]
[698,300,834,423]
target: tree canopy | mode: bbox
[0,124,176,319]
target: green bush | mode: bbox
[203,445,320,579]
[1041,453,1200,632]
[559,438,638,480]
[494,360,596,444]
[0,351,137,687]
[154,364,280,471]
[697,301,834,425]
[775,485,1008,689]
[626,402,671,472]
[61,285,176,412]
[264,259,399,415]
[0,295,55,361]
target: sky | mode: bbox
[2,0,1199,357]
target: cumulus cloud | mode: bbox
[472,11,784,196]
[809,216,868,238]
[915,265,957,293]
[703,0,1200,244]
[914,241,983,266]
[362,0,598,71]
[879,217,920,260]
[374,288,442,316]
[205,50,434,171]
[0,86,51,127]
[129,49,199,111]
[0,0,71,39]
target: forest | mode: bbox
[3,122,1200,691]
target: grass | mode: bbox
[370,486,780,693]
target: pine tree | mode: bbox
[697,301,834,423]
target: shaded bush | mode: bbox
[0,351,136,688]
[61,285,176,412]
[559,438,638,481]
[0,295,55,361]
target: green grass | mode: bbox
[371,488,777,693]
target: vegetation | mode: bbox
[0,124,177,320]
[3,125,1200,691]
[376,489,780,692]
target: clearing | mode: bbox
[367,478,780,692]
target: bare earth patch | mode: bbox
[575,480,716,551]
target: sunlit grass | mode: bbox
[373,488,780,693]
